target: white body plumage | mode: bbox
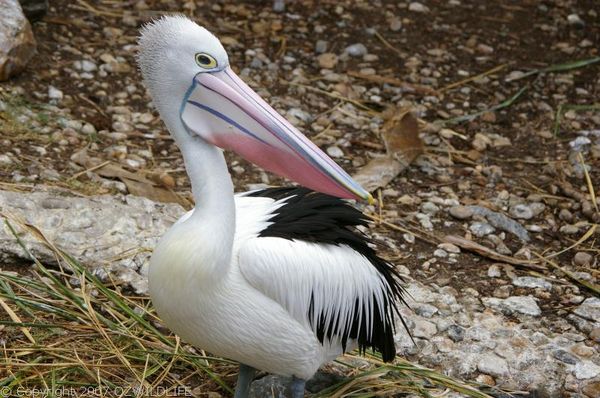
[149,193,392,380]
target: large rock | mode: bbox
[0,0,36,81]
[0,188,185,293]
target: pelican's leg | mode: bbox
[234,364,257,398]
[289,376,306,398]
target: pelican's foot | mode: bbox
[234,364,257,398]
[290,376,306,398]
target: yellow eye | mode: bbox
[195,53,217,69]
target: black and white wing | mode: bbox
[237,187,407,361]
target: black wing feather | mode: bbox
[246,187,408,362]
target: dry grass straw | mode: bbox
[0,215,501,397]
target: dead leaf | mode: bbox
[353,108,423,192]
[71,150,186,206]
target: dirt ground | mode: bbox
[0,0,599,396]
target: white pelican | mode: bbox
[137,16,407,398]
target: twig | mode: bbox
[347,71,437,95]
[78,94,109,118]
[67,160,111,182]
[0,296,36,344]
[553,103,600,136]
[73,0,123,17]
[507,56,600,82]
[577,153,599,213]
[368,214,439,245]
[439,85,528,125]
[541,224,597,261]
[373,30,403,55]
[283,81,377,113]
[533,252,600,296]
[439,64,507,93]
[443,235,546,271]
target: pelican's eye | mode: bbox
[195,53,217,69]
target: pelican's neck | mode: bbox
[160,104,236,275]
[179,133,235,221]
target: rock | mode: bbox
[344,43,367,57]
[449,205,473,219]
[472,133,491,151]
[414,303,438,318]
[286,108,311,123]
[573,251,593,266]
[389,17,402,31]
[421,201,439,215]
[76,59,97,72]
[433,249,447,258]
[477,353,509,377]
[0,154,12,165]
[0,188,185,294]
[470,221,495,237]
[469,205,530,242]
[314,40,328,54]
[583,381,600,398]
[249,375,289,398]
[447,325,465,342]
[567,14,585,28]
[317,53,337,69]
[558,208,573,222]
[305,371,345,393]
[509,204,534,220]
[574,361,600,380]
[552,349,579,365]
[0,0,36,81]
[272,0,285,12]
[560,224,580,234]
[412,319,437,339]
[437,242,460,254]
[573,298,600,322]
[483,296,541,316]
[81,123,96,135]
[326,146,344,158]
[48,85,63,100]
[512,276,552,290]
[503,296,542,316]
[528,202,546,217]
[408,2,430,13]
[590,327,600,343]
[487,264,501,278]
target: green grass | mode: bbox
[0,215,502,397]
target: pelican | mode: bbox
[137,16,406,398]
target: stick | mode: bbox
[443,235,546,271]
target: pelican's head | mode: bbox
[138,16,372,203]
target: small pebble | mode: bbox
[509,204,534,220]
[326,146,344,158]
[447,325,465,342]
[48,85,63,100]
[408,2,430,13]
[487,264,501,278]
[573,252,593,266]
[470,222,495,237]
[449,205,473,220]
[344,43,367,57]
[567,14,585,28]
[315,40,328,54]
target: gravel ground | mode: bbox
[0,0,599,396]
